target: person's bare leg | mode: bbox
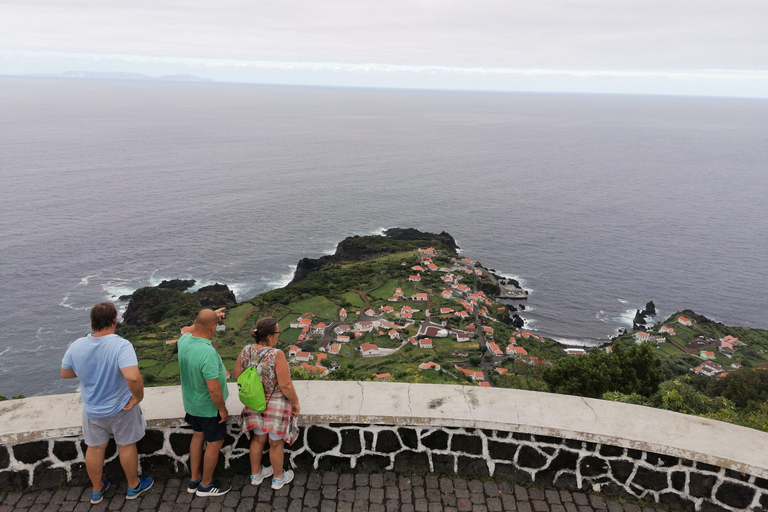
[201,439,225,487]
[85,443,108,491]
[189,432,205,482]
[268,438,285,479]
[117,443,140,489]
[250,434,268,474]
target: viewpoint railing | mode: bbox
[2,381,768,511]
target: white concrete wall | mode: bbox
[2,381,767,478]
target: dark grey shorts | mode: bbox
[83,404,146,446]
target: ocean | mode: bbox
[1,77,767,398]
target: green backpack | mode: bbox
[237,350,270,411]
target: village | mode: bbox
[277,247,556,386]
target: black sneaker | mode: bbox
[195,479,231,497]
[187,478,201,494]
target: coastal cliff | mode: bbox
[288,228,459,286]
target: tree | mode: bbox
[542,342,664,399]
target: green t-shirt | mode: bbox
[177,332,229,417]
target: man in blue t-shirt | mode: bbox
[61,302,154,504]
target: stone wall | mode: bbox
[3,382,768,511]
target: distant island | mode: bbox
[103,228,768,432]
[27,71,215,83]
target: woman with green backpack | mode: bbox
[232,317,300,490]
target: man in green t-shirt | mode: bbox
[178,308,231,497]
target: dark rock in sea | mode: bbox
[118,295,132,301]
[122,283,237,327]
[507,304,518,312]
[511,314,525,328]
[196,284,237,306]
[633,310,646,324]
[519,304,526,310]
[641,301,657,317]
[157,279,196,292]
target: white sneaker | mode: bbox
[271,469,294,490]
[250,466,274,485]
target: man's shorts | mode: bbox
[83,405,146,447]
[185,413,227,442]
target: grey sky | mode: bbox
[1,0,767,96]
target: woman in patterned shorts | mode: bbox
[232,317,300,490]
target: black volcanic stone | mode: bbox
[317,455,352,471]
[0,445,10,469]
[626,449,643,460]
[397,428,418,449]
[31,462,67,490]
[599,445,625,457]
[364,431,374,450]
[222,433,236,447]
[228,453,250,474]
[136,430,165,454]
[357,455,390,472]
[536,450,579,486]
[451,434,482,455]
[756,477,768,490]
[286,430,304,452]
[495,431,509,439]
[393,451,430,473]
[170,433,193,456]
[609,460,635,483]
[340,429,362,454]
[645,452,678,468]
[0,470,29,492]
[421,430,448,450]
[553,472,579,491]
[69,462,90,486]
[140,455,177,478]
[584,442,597,451]
[487,440,518,462]
[52,441,78,462]
[689,473,718,498]
[579,456,609,477]
[291,450,315,470]
[632,467,668,491]
[715,481,755,509]
[481,429,495,437]
[598,482,636,500]
[700,502,730,512]
[564,439,582,450]
[659,492,696,511]
[533,434,561,445]
[493,463,531,483]
[517,446,548,469]
[105,439,117,459]
[724,469,750,482]
[376,431,402,453]
[432,454,454,474]
[235,433,250,450]
[760,492,768,508]
[457,456,489,477]
[307,426,339,453]
[13,441,49,464]
[541,446,557,455]
[671,471,686,491]
[696,461,721,473]
[512,433,532,441]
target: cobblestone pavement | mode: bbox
[0,472,677,512]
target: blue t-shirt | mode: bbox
[61,333,138,419]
